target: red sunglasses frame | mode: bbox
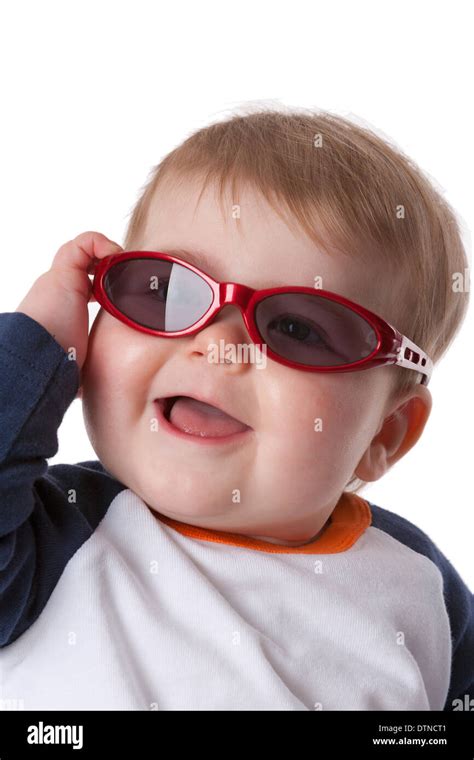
[92,250,434,386]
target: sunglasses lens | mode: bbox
[103,257,213,331]
[254,293,378,367]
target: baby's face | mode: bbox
[81,175,415,543]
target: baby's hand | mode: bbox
[15,231,123,372]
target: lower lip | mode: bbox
[153,400,253,446]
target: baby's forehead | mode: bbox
[138,242,399,330]
[139,178,402,327]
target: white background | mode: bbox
[1,0,472,585]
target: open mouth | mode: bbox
[155,395,252,441]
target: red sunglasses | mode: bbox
[92,250,433,385]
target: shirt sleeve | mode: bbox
[0,311,90,646]
[368,501,474,710]
[441,555,474,709]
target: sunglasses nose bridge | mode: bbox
[219,282,254,313]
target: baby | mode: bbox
[1,108,472,711]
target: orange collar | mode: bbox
[152,491,371,554]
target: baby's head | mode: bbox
[79,106,469,544]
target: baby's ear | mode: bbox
[354,385,432,482]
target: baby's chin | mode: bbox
[143,497,239,525]
[144,501,323,547]
[140,487,269,534]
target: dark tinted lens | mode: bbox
[103,257,213,331]
[254,293,378,367]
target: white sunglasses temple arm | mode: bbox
[394,333,434,386]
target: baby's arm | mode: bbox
[0,232,123,646]
[0,310,87,645]
[437,552,474,710]
[370,503,474,710]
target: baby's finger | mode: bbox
[50,231,123,275]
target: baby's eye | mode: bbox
[268,315,331,348]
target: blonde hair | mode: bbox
[122,104,470,495]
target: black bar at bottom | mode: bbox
[0,709,473,757]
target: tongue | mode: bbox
[169,396,248,437]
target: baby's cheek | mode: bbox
[281,382,368,478]
[86,319,138,393]
[82,336,129,438]
[281,385,339,441]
